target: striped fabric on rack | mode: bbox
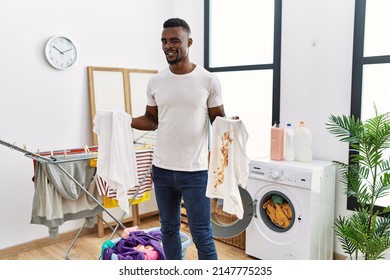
[95,149,153,199]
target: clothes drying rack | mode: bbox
[0,138,152,260]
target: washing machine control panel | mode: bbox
[249,164,313,189]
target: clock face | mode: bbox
[45,36,77,70]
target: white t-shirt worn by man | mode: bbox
[147,65,223,171]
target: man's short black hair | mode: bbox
[163,18,191,35]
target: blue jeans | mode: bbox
[152,165,218,260]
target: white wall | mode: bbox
[280,0,358,257]
[1,0,383,259]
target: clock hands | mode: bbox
[53,45,73,54]
[52,46,64,55]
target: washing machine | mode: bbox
[210,156,336,260]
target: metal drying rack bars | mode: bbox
[0,139,149,259]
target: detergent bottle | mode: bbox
[294,121,312,162]
[270,121,284,161]
[284,123,295,161]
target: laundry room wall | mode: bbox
[280,0,389,259]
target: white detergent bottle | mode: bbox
[294,121,312,162]
[284,123,295,161]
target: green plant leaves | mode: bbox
[327,109,390,260]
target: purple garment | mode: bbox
[103,230,166,260]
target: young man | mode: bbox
[131,18,225,260]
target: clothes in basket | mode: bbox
[101,227,192,260]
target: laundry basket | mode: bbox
[101,227,192,260]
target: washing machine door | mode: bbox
[210,186,253,238]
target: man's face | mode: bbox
[161,27,191,65]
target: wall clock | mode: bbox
[44,36,78,70]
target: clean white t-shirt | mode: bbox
[93,110,138,214]
[147,65,223,171]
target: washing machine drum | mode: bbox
[210,186,253,238]
[259,191,295,231]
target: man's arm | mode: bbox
[131,105,159,131]
[208,105,226,124]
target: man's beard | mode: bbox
[165,51,184,65]
[166,56,182,65]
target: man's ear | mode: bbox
[188,37,193,47]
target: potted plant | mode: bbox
[326,107,390,260]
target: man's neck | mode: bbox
[169,62,196,75]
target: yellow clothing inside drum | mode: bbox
[263,199,292,228]
[281,202,292,219]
